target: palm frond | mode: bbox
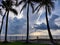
[17,1,23,6]
[37,6,41,13]
[0,9,2,16]
[35,4,43,13]
[10,8,18,15]
[2,1,7,7]
[50,2,55,10]
[20,2,27,13]
[15,0,18,6]
[0,5,2,6]
[34,4,40,13]
[47,6,51,15]
[30,2,34,13]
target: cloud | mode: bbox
[8,17,26,34]
[1,17,26,34]
[34,23,47,30]
[55,18,60,26]
[34,14,60,30]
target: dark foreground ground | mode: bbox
[0,42,51,45]
[18,39,60,44]
[0,39,60,45]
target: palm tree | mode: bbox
[16,0,34,43]
[0,5,7,41]
[0,9,3,34]
[0,11,6,41]
[0,12,6,34]
[0,9,3,41]
[1,0,18,42]
[34,0,56,45]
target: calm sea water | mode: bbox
[0,35,60,41]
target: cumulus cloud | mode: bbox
[8,17,26,34]
[34,14,60,30]
[1,17,26,34]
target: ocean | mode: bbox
[0,34,60,41]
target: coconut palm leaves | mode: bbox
[2,0,18,15]
[34,0,54,14]
[16,0,34,13]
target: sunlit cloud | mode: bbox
[55,18,60,26]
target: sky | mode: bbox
[0,0,60,36]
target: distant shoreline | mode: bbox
[0,35,60,41]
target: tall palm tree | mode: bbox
[34,0,56,45]
[0,12,6,34]
[0,9,3,41]
[0,12,6,41]
[16,0,34,43]
[1,0,18,42]
[0,5,7,41]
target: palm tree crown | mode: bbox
[16,0,34,13]
[34,0,54,14]
[2,0,18,15]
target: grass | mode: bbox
[0,41,60,45]
[0,41,50,45]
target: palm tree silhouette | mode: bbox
[33,0,56,45]
[0,10,6,35]
[16,0,34,43]
[0,9,4,41]
[1,0,18,42]
[0,11,6,41]
[0,4,7,41]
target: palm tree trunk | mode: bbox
[0,12,6,34]
[0,12,6,41]
[4,11,9,42]
[45,7,55,45]
[26,3,29,43]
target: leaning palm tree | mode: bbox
[0,11,6,35]
[34,0,56,45]
[1,0,18,42]
[0,4,7,41]
[0,9,6,41]
[16,0,34,43]
[0,0,8,35]
[0,9,3,41]
[0,9,3,34]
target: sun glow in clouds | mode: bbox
[30,31,48,36]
